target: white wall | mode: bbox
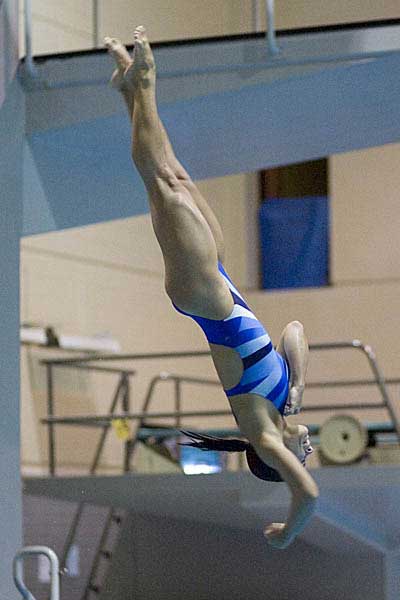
[331,144,400,283]
[21,0,400,57]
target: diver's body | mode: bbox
[105,28,319,549]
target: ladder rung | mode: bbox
[112,514,122,525]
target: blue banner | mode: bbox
[259,196,329,290]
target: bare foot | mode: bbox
[104,36,134,92]
[130,26,156,87]
[105,26,155,95]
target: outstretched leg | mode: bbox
[105,27,231,319]
[277,321,309,415]
[104,35,225,262]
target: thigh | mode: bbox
[148,175,231,318]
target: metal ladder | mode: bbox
[82,508,124,598]
[56,372,132,600]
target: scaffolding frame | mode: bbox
[41,339,400,473]
[37,338,400,597]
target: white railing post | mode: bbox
[92,0,100,48]
[23,0,38,77]
[13,546,60,600]
[266,0,279,55]
[252,0,263,32]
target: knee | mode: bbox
[257,431,282,451]
[157,163,179,186]
[170,165,196,191]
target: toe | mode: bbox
[105,37,132,68]
[134,25,147,43]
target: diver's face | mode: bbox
[298,425,314,465]
[284,425,314,466]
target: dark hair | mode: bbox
[180,430,284,483]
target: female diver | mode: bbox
[104,27,319,550]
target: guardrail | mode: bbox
[13,546,60,600]
[38,338,400,592]
[40,339,400,474]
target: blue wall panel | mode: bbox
[259,196,329,290]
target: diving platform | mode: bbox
[20,20,400,236]
[23,465,400,600]
[24,464,400,555]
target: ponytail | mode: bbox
[180,430,284,483]
[180,430,249,452]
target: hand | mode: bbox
[264,523,293,549]
[284,385,304,416]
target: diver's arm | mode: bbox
[277,321,308,414]
[254,437,319,545]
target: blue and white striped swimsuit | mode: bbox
[174,262,290,415]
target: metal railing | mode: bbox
[44,361,135,476]
[38,338,400,596]
[14,546,60,600]
[41,339,400,466]
[40,360,135,595]
[22,1,400,85]
[24,0,277,65]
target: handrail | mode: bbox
[92,0,100,48]
[266,0,279,55]
[41,350,212,365]
[14,546,60,600]
[58,373,129,573]
[23,0,38,78]
[40,338,399,596]
[42,408,232,426]
[41,339,400,445]
[37,339,383,363]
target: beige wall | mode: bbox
[21,1,400,57]
[19,3,400,473]
[330,143,400,284]
[20,173,255,473]
[21,1,255,56]
[274,1,400,30]
[21,142,400,473]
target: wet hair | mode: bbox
[180,430,284,483]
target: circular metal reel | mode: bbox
[319,414,368,465]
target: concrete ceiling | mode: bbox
[19,22,400,236]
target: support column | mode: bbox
[0,73,24,599]
[383,550,400,600]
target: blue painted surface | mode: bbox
[24,114,147,235]
[161,53,400,178]
[0,76,24,600]
[259,196,329,289]
[23,52,400,235]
